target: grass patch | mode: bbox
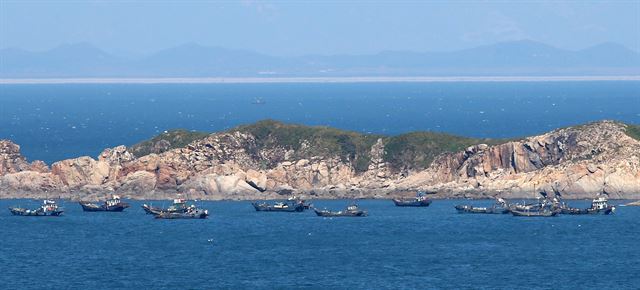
[130,129,210,157]
[625,124,640,141]
[384,132,493,170]
[233,120,381,172]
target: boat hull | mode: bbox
[591,206,615,215]
[79,201,129,212]
[558,206,615,215]
[392,199,431,207]
[141,203,194,215]
[510,209,558,217]
[314,209,367,217]
[252,202,305,212]
[154,210,209,219]
[141,204,164,215]
[559,207,592,215]
[9,207,64,216]
[455,205,509,214]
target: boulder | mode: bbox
[51,157,110,188]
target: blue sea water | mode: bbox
[0,199,638,289]
[0,81,639,164]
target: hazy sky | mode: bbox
[1,1,639,56]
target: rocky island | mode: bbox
[1,120,639,200]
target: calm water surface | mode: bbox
[1,82,639,289]
[1,199,638,289]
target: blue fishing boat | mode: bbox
[314,203,367,217]
[154,208,209,219]
[510,208,559,217]
[142,198,192,215]
[588,196,616,215]
[9,200,64,216]
[393,192,432,207]
[455,198,509,214]
[79,195,130,212]
[252,200,305,212]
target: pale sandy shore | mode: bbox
[1,76,639,84]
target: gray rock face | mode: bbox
[0,121,639,200]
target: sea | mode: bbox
[1,81,640,289]
[0,81,639,164]
[0,199,638,289]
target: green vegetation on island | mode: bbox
[233,120,494,172]
[130,129,210,157]
[625,124,640,141]
[129,120,637,172]
[383,132,490,170]
[233,120,381,172]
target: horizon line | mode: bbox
[1,76,640,84]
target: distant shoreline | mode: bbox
[1,76,640,84]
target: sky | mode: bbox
[1,1,639,56]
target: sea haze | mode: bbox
[1,41,639,77]
[0,81,639,164]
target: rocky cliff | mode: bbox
[1,120,638,200]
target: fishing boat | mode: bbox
[154,208,209,219]
[9,200,64,216]
[141,204,163,215]
[288,196,312,209]
[510,208,558,217]
[455,198,509,214]
[252,200,305,212]
[507,195,567,213]
[79,195,130,212]
[142,198,191,215]
[505,196,559,217]
[589,196,616,215]
[555,196,615,215]
[314,204,368,217]
[553,198,591,215]
[392,192,432,207]
[559,206,591,215]
[455,204,510,214]
[508,200,544,212]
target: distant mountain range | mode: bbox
[1,40,639,78]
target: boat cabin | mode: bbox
[273,202,288,209]
[169,199,188,211]
[591,197,609,210]
[106,195,122,206]
[42,200,58,211]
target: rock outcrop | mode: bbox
[1,120,639,200]
[0,141,49,175]
[399,121,640,199]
